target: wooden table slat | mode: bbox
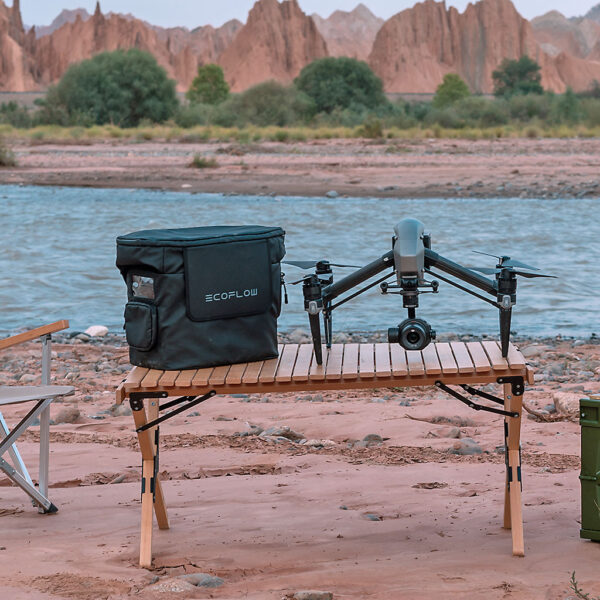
[466,342,492,373]
[374,343,391,378]
[191,367,214,387]
[124,367,149,390]
[158,371,179,387]
[482,341,509,370]
[325,344,345,380]
[174,369,198,387]
[241,361,264,384]
[436,343,458,374]
[292,344,314,382]
[359,343,375,379]
[421,344,441,375]
[309,346,328,381]
[259,345,284,383]
[275,344,300,382]
[506,343,526,369]
[209,365,231,386]
[225,362,248,385]
[140,369,163,389]
[342,343,359,380]
[406,350,425,376]
[390,345,408,376]
[450,342,475,374]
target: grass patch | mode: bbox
[0,139,16,166]
[188,154,218,169]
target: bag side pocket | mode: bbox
[124,301,157,352]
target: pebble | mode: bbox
[74,333,91,342]
[364,513,382,521]
[19,373,36,384]
[176,573,225,588]
[259,426,304,441]
[362,433,384,446]
[449,438,482,455]
[325,190,339,198]
[287,328,311,343]
[84,325,109,338]
[110,403,132,417]
[293,592,333,600]
[54,407,80,425]
[148,579,197,593]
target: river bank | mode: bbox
[1,137,600,199]
[1,336,600,598]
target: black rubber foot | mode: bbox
[44,503,59,514]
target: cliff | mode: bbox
[312,4,383,61]
[532,11,600,59]
[219,0,328,91]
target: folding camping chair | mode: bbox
[0,320,73,513]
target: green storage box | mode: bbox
[580,396,600,541]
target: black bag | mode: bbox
[116,226,286,370]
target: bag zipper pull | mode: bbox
[281,273,289,305]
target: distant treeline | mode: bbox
[1,50,600,136]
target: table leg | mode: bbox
[503,382,524,557]
[132,399,169,568]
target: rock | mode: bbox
[302,439,336,448]
[449,438,482,455]
[84,325,108,338]
[326,190,339,198]
[362,433,383,446]
[220,0,328,92]
[363,513,382,521]
[74,333,90,342]
[288,328,311,343]
[110,403,132,417]
[177,573,225,588]
[259,426,304,441]
[521,344,551,358]
[109,474,126,484]
[148,578,198,593]
[553,391,582,416]
[54,407,80,424]
[438,426,461,439]
[293,592,333,600]
[18,373,36,384]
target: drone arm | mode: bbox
[425,249,497,296]
[322,251,394,303]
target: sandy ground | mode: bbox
[1,336,600,599]
[1,138,600,199]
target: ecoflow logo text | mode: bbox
[205,289,259,302]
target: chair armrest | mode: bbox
[0,320,70,351]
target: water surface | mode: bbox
[0,186,597,338]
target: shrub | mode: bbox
[0,139,16,166]
[188,155,218,168]
[39,49,178,127]
[0,101,32,128]
[175,103,215,128]
[493,55,543,97]
[552,87,582,124]
[358,115,384,138]
[581,98,600,127]
[433,74,471,109]
[217,81,315,127]
[186,64,230,106]
[508,94,551,122]
[295,57,387,113]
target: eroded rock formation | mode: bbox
[219,0,328,92]
[532,11,600,59]
[312,3,383,61]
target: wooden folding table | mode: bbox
[116,340,534,567]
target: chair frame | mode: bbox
[0,320,70,513]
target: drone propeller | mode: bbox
[471,251,540,272]
[472,267,556,279]
[283,260,361,270]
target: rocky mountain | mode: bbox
[368,0,600,94]
[532,10,600,59]
[585,3,600,22]
[312,4,383,61]
[219,0,328,92]
[34,8,90,37]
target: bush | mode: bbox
[507,94,551,122]
[186,64,230,106]
[552,87,582,124]
[433,74,471,109]
[493,55,543,97]
[39,49,178,127]
[0,102,32,128]
[188,155,218,168]
[216,81,315,127]
[0,139,16,166]
[175,103,215,128]
[358,115,383,138]
[581,98,600,127]
[295,57,387,113]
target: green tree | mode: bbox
[39,49,178,127]
[492,56,543,98]
[295,57,387,113]
[186,64,230,105]
[432,74,471,108]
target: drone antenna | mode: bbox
[472,250,502,260]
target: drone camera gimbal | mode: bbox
[287,218,554,365]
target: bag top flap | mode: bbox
[117,225,284,248]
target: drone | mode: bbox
[285,218,554,365]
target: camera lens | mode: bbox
[388,318,436,351]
